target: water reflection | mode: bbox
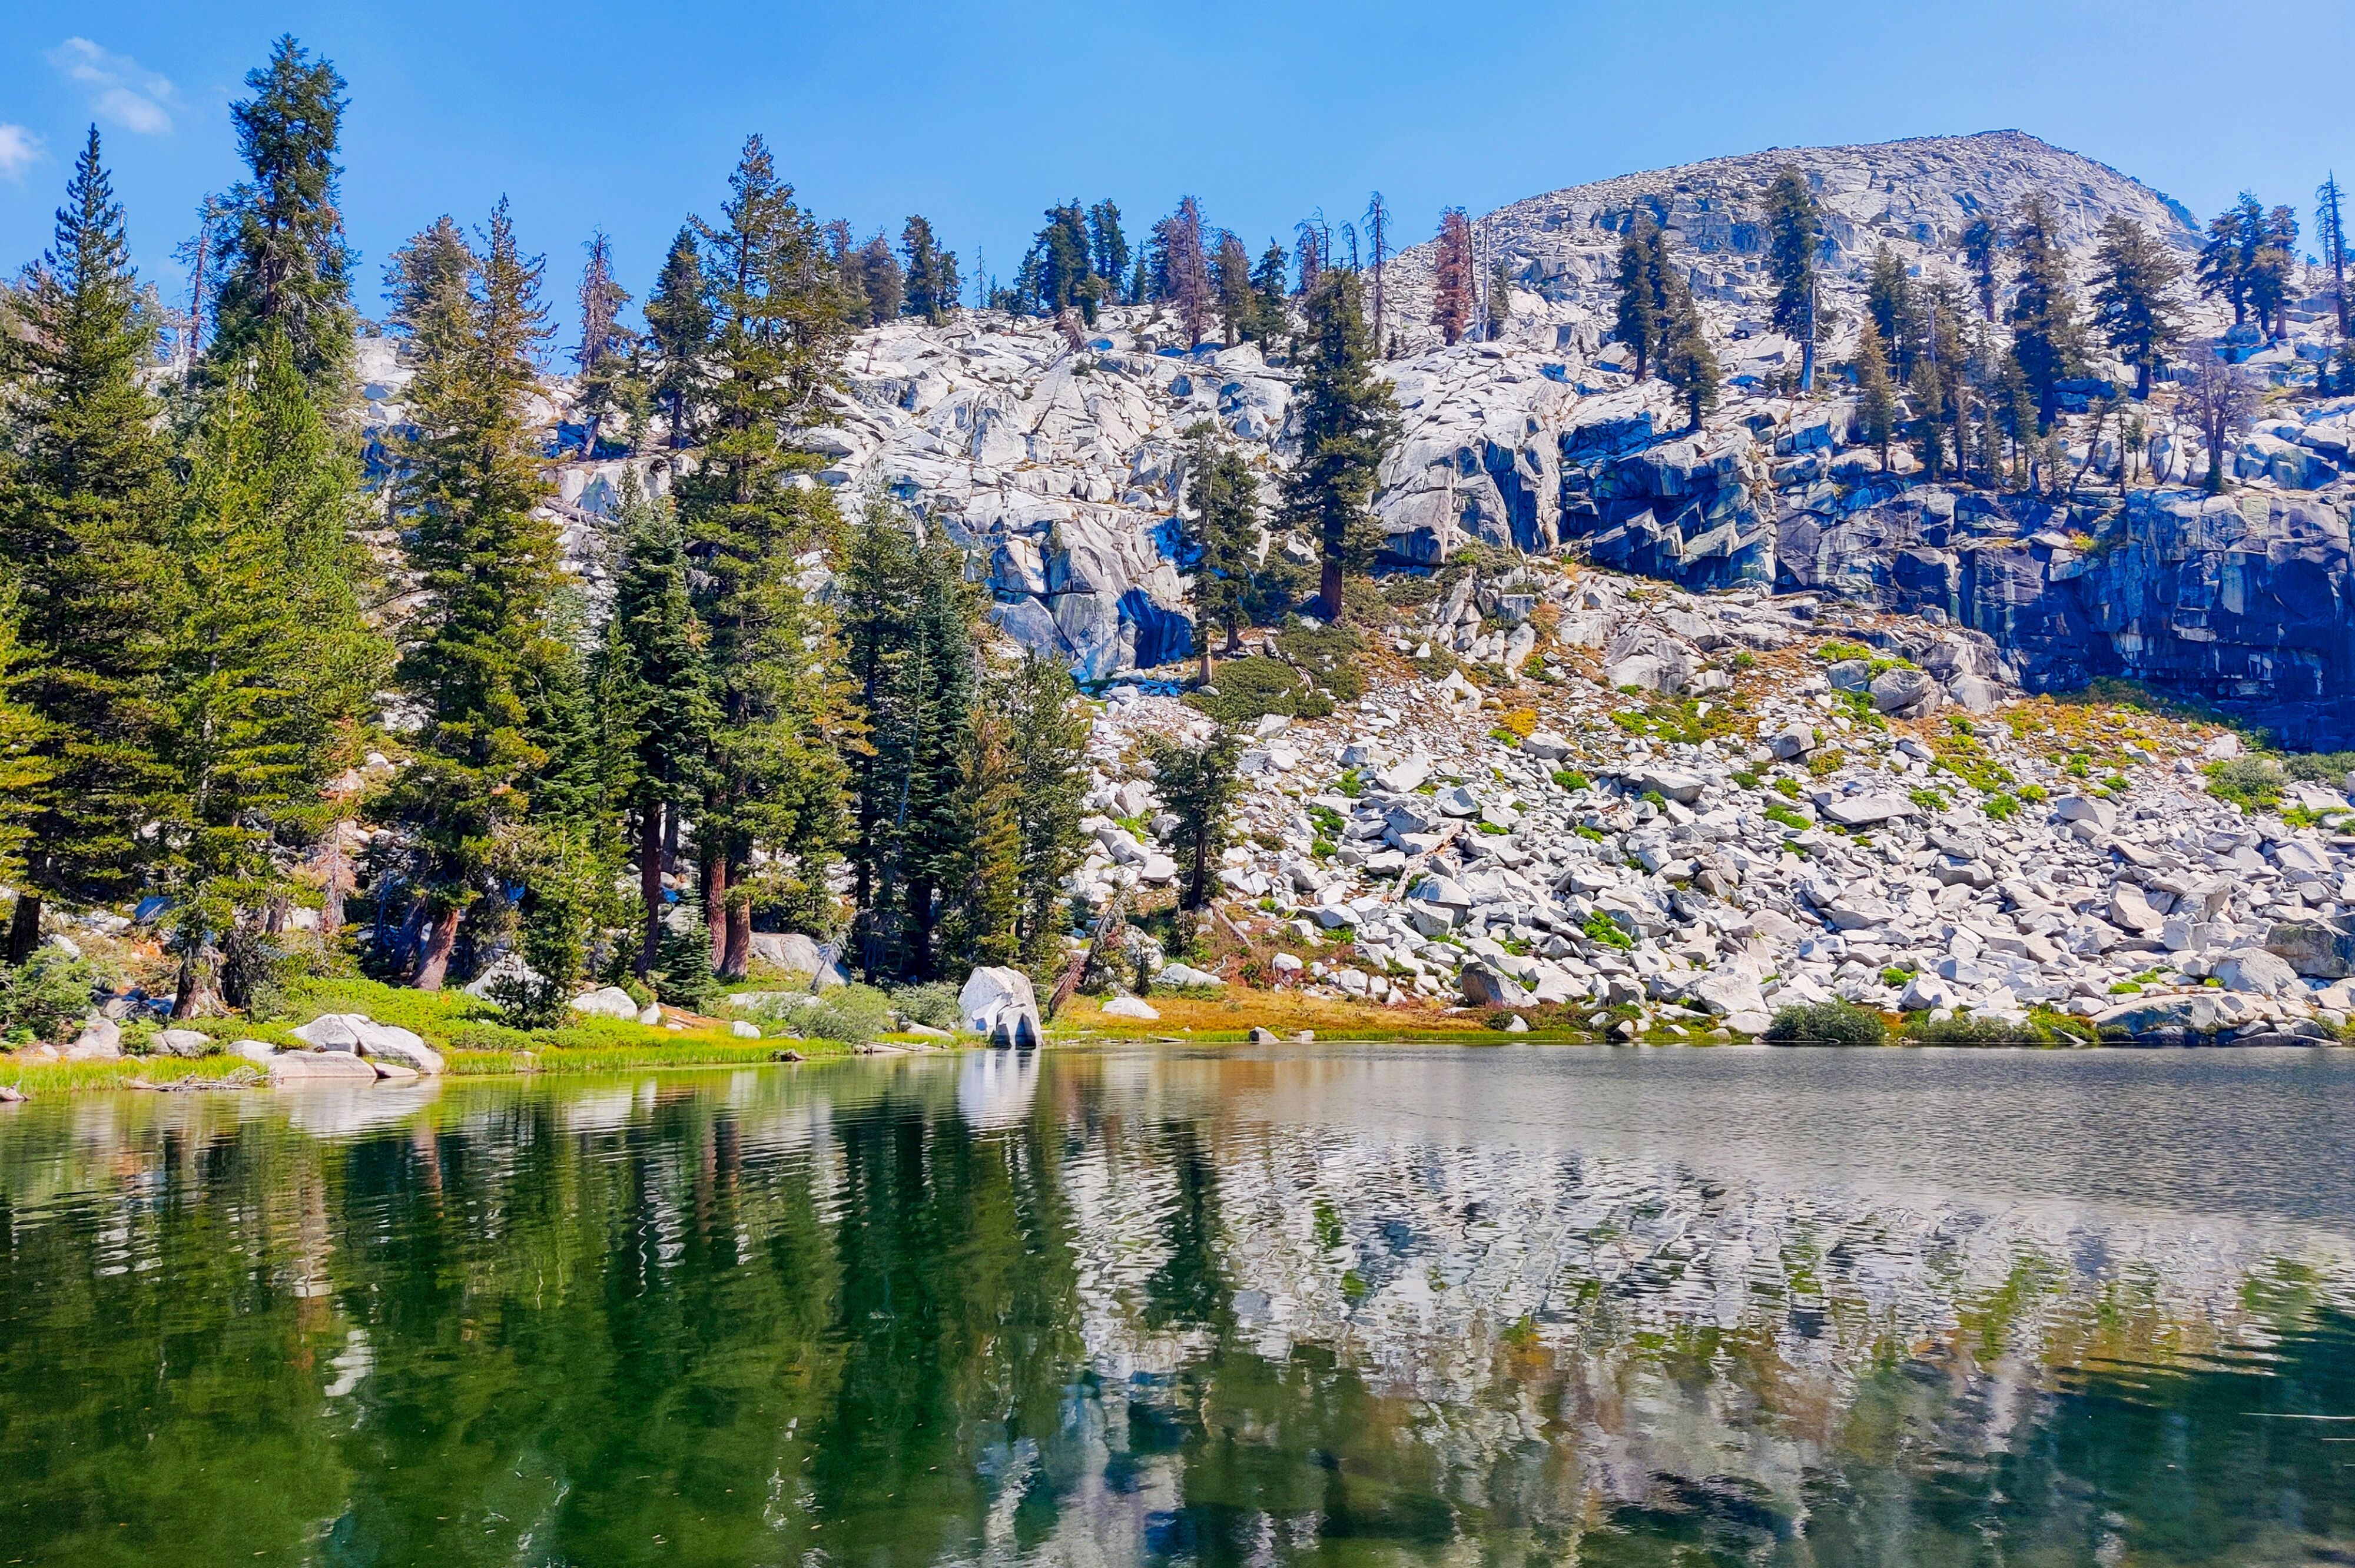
[0,1045,2349,1566]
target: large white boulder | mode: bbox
[65,1015,122,1060]
[959,966,1042,1048]
[291,1014,445,1076]
[569,986,641,1019]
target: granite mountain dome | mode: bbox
[1384,130,2201,356]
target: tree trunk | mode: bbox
[1319,553,1345,624]
[1199,641,1215,685]
[721,893,751,981]
[701,850,727,968]
[5,892,40,965]
[171,930,216,1019]
[638,805,664,979]
[413,906,463,991]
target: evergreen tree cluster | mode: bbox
[0,54,387,1005]
[0,39,1104,1022]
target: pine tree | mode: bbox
[1087,201,1130,301]
[2008,195,2082,427]
[1908,354,1946,480]
[1866,243,1918,380]
[1961,210,2004,320]
[1144,727,1242,912]
[1281,271,1401,624]
[1364,192,1391,353]
[838,497,977,982]
[383,216,473,354]
[573,230,638,456]
[2198,194,2266,327]
[942,694,1023,969]
[2249,205,2299,340]
[207,37,356,396]
[2091,215,2186,399]
[1024,201,1102,321]
[162,331,384,1011]
[491,820,610,1025]
[854,234,903,324]
[1487,257,1515,339]
[1612,215,1664,380]
[1763,165,1820,391]
[676,135,855,976]
[1180,428,1258,676]
[381,201,563,989]
[1851,318,1896,464]
[900,215,953,323]
[606,487,715,979]
[1213,232,1255,347]
[642,225,712,450]
[1249,242,1289,347]
[0,129,178,965]
[1431,207,1474,346]
[1657,284,1720,432]
[2318,174,2350,339]
[1001,652,1086,969]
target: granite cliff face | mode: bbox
[455,131,2355,739]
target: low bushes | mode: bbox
[1762,999,1888,1047]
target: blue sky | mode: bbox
[3,1,2350,346]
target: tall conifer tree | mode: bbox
[641,225,712,450]
[162,331,383,1009]
[1281,271,1401,624]
[0,129,177,964]
[1762,165,1820,391]
[381,201,563,988]
[208,37,356,394]
[2009,195,2083,427]
[676,136,854,975]
[2091,215,2186,399]
[606,487,715,978]
[1180,428,1258,677]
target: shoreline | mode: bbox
[9,1005,2347,1102]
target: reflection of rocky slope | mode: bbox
[1047,1066,2355,1543]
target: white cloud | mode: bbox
[0,124,43,180]
[47,37,178,135]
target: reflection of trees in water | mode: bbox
[0,1068,2350,1565]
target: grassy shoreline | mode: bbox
[9,982,2340,1101]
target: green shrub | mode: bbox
[1983,793,2019,820]
[1908,1013,2050,1046]
[1554,769,1591,791]
[1763,999,1888,1047]
[1772,776,1801,799]
[1764,803,1810,832]
[1730,770,1762,789]
[0,948,101,1045]
[1278,621,1365,703]
[2204,756,2285,809]
[890,981,961,1030]
[1182,655,1331,723]
[794,983,894,1044]
[1582,909,1634,950]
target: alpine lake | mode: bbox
[2,1042,2351,1566]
